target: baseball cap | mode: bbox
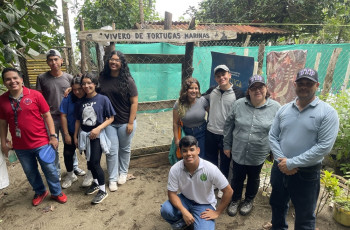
[38,144,56,163]
[296,68,318,82]
[214,64,230,74]
[46,49,62,59]
[248,75,266,88]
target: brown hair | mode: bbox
[178,77,201,118]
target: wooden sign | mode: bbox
[78,29,237,43]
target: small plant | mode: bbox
[261,159,273,196]
[340,163,350,175]
[316,170,341,216]
[334,171,350,212]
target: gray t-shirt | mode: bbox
[36,72,73,116]
[173,96,208,128]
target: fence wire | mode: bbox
[82,35,350,151]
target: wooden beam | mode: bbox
[78,29,237,43]
[129,151,170,168]
[321,48,342,97]
[243,35,251,47]
[314,53,321,71]
[164,12,172,30]
[79,16,87,74]
[138,99,176,111]
[131,144,170,157]
[257,43,265,75]
[341,59,350,91]
[182,17,196,82]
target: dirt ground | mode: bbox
[0,111,348,230]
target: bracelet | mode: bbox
[50,134,58,138]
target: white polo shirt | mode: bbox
[167,158,229,208]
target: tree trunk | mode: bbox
[139,0,145,28]
[62,0,77,74]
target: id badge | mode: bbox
[15,128,21,138]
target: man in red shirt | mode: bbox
[0,67,67,206]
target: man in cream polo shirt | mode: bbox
[160,136,233,230]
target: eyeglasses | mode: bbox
[249,85,265,91]
[295,81,316,87]
[109,58,121,63]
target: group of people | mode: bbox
[0,49,138,205]
[0,49,340,229]
[162,65,339,230]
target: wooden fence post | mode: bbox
[182,17,195,82]
[321,48,342,97]
[257,43,265,75]
[79,16,86,74]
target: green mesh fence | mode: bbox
[90,43,350,102]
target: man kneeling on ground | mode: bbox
[160,136,233,230]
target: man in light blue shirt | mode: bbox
[268,68,339,230]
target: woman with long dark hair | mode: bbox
[173,77,208,159]
[99,50,138,192]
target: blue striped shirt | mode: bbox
[269,97,339,170]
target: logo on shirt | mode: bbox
[200,173,207,181]
[23,98,32,105]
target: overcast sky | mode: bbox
[155,0,201,20]
[55,0,202,52]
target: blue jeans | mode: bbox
[15,145,62,196]
[183,122,206,158]
[160,194,215,230]
[269,161,320,230]
[105,120,137,182]
[53,116,79,176]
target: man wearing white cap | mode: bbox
[204,64,243,199]
[36,49,86,182]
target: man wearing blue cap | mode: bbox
[0,68,67,206]
[268,68,339,229]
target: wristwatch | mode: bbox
[50,134,58,138]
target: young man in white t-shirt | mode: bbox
[160,136,233,230]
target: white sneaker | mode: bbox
[117,174,127,185]
[109,181,118,192]
[62,173,78,189]
[217,190,223,199]
[82,171,93,187]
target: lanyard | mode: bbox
[9,95,23,128]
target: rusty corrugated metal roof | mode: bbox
[136,21,289,35]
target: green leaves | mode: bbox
[75,0,159,31]
[0,0,64,70]
[325,90,350,165]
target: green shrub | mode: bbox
[323,90,350,165]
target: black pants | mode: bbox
[204,130,231,178]
[63,133,76,172]
[88,138,104,185]
[231,160,264,202]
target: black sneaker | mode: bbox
[85,182,99,195]
[239,200,253,216]
[91,190,108,204]
[227,201,241,217]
